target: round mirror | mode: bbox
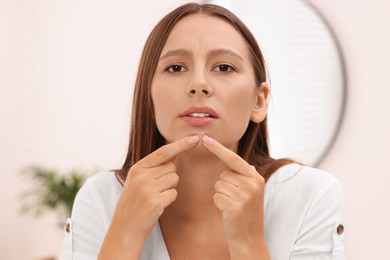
[211,0,347,166]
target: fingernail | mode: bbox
[186,135,200,144]
[202,135,214,145]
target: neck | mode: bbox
[162,145,230,223]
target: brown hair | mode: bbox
[116,3,295,182]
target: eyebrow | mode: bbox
[208,48,243,61]
[159,48,244,61]
[159,49,191,61]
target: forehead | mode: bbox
[161,14,251,58]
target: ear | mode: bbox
[250,82,270,123]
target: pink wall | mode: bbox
[307,0,390,259]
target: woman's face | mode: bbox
[151,14,268,150]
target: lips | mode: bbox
[180,106,218,118]
[180,106,218,126]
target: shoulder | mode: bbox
[264,163,347,258]
[72,171,123,218]
[77,171,122,197]
[61,172,122,258]
[83,171,122,188]
[264,163,346,221]
[266,163,344,197]
[70,171,123,241]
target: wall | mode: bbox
[1,0,389,259]
[306,0,390,259]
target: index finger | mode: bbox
[202,135,253,176]
[138,135,200,167]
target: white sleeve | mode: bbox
[290,178,347,260]
[59,178,107,260]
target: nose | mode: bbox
[189,88,210,95]
[186,70,214,97]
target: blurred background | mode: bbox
[1,0,389,259]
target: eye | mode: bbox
[166,65,186,73]
[213,64,235,72]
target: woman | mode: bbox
[60,3,346,260]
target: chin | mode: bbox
[182,141,212,158]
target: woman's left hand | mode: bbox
[202,135,269,259]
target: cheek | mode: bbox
[151,79,182,142]
[151,85,165,111]
[151,76,184,108]
[151,86,169,123]
[226,86,256,118]
[221,86,256,139]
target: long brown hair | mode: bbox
[116,3,295,182]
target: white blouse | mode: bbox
[59,163,347,260]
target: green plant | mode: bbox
[19,166,87,225]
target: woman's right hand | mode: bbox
[118,135,200,238]
[98,135,199,259]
